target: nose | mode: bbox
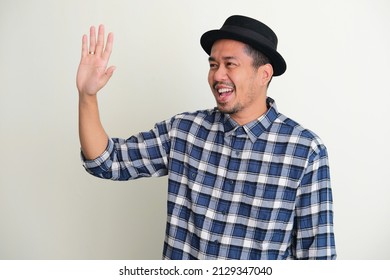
[212,65,228,82]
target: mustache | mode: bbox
[213,82,235,89]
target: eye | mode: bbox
[209,63,218,69]
[226,62,237,68]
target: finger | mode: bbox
[102,32,114,61]
[81,34,88,57]
[95,24,105,55]
[89,26,96,53]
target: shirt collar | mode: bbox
[222,97,279,142]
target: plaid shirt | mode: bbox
[82,97,336,260]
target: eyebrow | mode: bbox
[208,56,238,62]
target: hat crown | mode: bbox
[222,15,278,48]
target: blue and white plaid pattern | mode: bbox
[82,97,336,259]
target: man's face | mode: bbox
[208,39,269,124]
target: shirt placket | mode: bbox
[210,127,247,253]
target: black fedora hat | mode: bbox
[200,15,286,76]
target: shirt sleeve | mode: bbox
[293,145,337,259]
[81,118,172,181]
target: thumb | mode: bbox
[101,66,116,85]
[106,66,116,78]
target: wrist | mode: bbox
[79,91,98,104]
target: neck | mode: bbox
[230,96,268,126]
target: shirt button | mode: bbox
[229,180,234,185]
[191,173,196,179]
[213,239,220,245]
[235,150,240,156]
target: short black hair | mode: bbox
[244,44,273,86]
[243,44,271,68]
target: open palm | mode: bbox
[76,25,115,96]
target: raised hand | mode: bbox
[76,25,116,96]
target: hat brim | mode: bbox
[201,30,286,76]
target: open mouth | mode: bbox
[215,85,235,103]
[218,87,233,95]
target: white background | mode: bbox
[0,0,389,260]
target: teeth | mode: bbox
[218,88,232,94]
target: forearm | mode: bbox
[78,93,108,160]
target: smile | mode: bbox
[217,88,234,94]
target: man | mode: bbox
[77,15,336,259]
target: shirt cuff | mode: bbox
[80,138,114,172]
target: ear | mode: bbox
[258,63,273,86]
